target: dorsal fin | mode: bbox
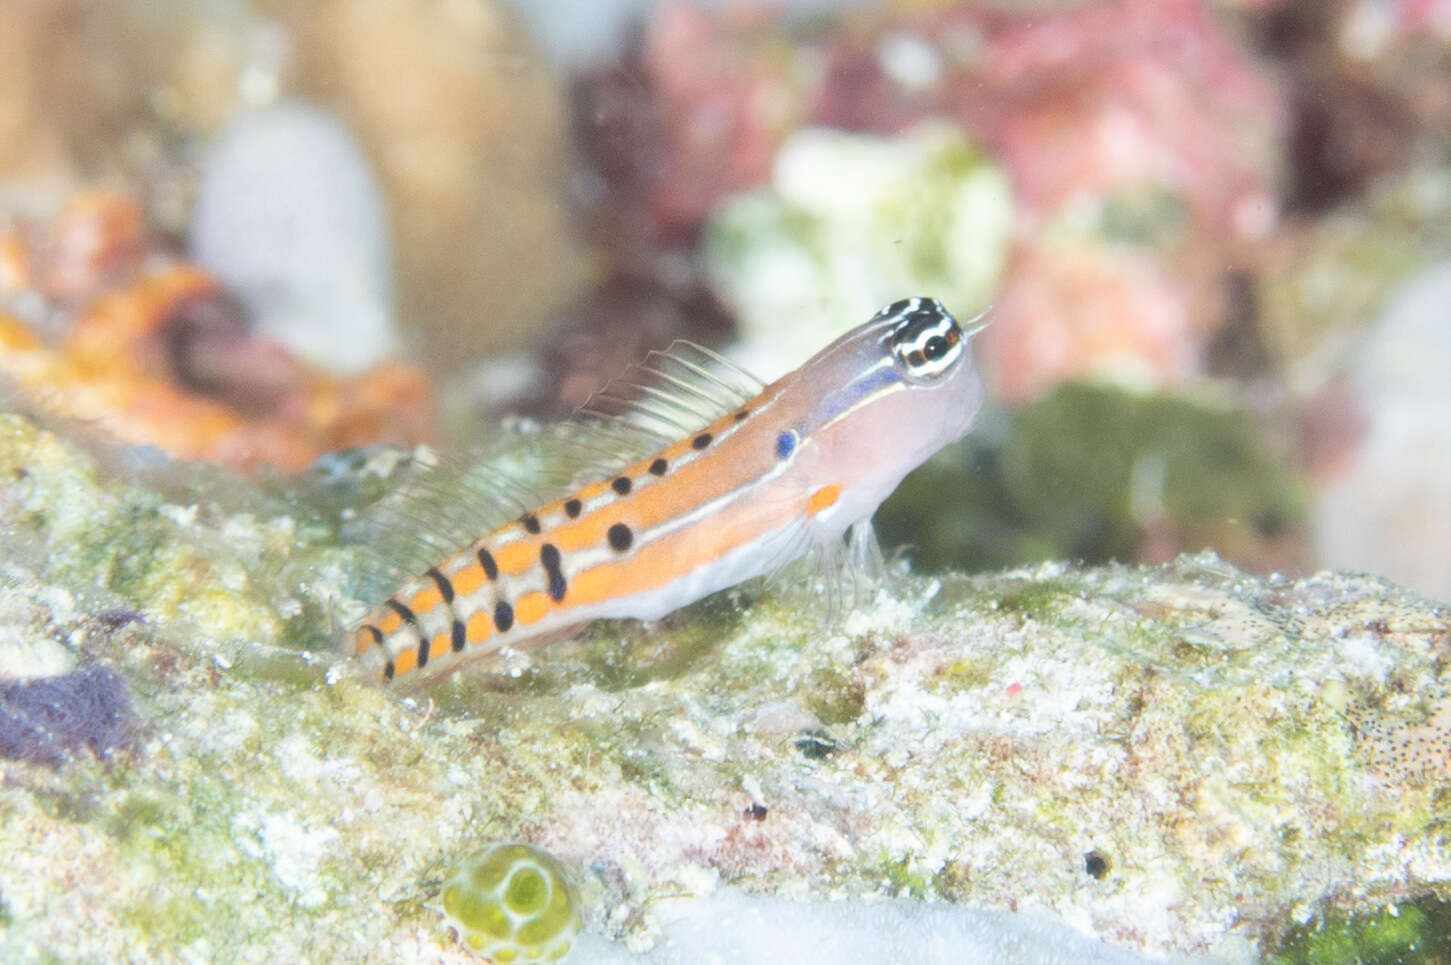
[570,340,764,472]
[338,436,566,603]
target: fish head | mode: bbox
[789,296,989,531]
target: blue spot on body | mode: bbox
[776,431,797,461]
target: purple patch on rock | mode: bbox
[0,666,133,767]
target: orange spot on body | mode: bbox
[431,632,449,655]
[513,592,550,626]
[377,609,403,635]
[450,562,486,597]
[353,628,377,655]
[807,484,842,516]
[567,566,621,611]
[392,646,418,676]
[410,585,442,614]
[466,610,493,644]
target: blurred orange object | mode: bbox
[0,193,434,474]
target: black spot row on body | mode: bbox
[494,600,514,632]
[540,543,567,602]
[478,548,499,581]
[564,498,582,518]
[426,567,455,604]
[608,522,633,552]
[451,620,466,652]
[521,513,542,535]
[612,476,632,495]
[692,432,713,450]
[386,599,420,630]
[383,602,428,668]
[649,458,668,476]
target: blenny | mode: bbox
[348,297,988,684]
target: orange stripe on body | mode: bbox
[549,407,778,556]
[573,480,611,502]
[380,388,787,675]
[564,498,786,611]
[548,516,609,554]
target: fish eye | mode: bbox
[885,299,964,382]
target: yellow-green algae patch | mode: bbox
[0,415,1449,961]
[441,843,582,962]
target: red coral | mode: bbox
[0,193,435,473]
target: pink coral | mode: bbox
[981,244,1199,400]
[815,0,1286,398]
[642,1,803,241]
[815,0,1285,238]
[623,0,1289,399]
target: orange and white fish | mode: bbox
[348,297,988,684]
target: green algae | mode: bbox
[440,843,582,961]
[800,665,866,725]
[876,385,1305,573]
[994,578,1076,622]
[0,416,305,644]
[925,656,994,694]
[1266,897,1448,965]
[579,596,750,692]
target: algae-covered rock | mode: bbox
[877,383,1306,574]
[0,413,1447,962]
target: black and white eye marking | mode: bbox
[882,297,965,383]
